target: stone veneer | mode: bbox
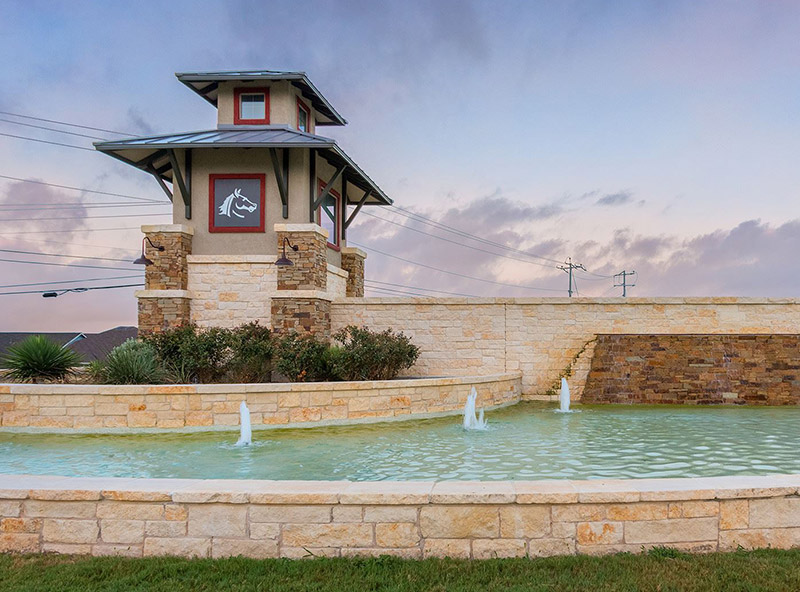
[0,374,521,432]
[1,473,799,559]
[136,225,193,333]
[583,334,800,405]
[340,247,366,297]
[330,298,800,398]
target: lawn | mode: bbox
[2,549,800,592]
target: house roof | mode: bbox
[175,70,347,126]
[0,326,137,366]
[94,127,392,205]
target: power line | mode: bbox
[0,203,169,212]
[0,226,141,235]
[0,274,142,289]
[365,284,427,298]
[0,110,132,136]
[0,131,95,152]
[0,248,136,264]
[0,117,108,140]
[613,270,637,297]
[388,204,564,265]
[360,210,557,270]
[0,257,139,272]
[0,283,144,297]
[5,237,137,255]
[0,212,168,222]
[0,174,164,203]
[349,240,564,293]
[365,279,478,297]
[557,258,586,297]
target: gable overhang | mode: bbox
[175,71,347,126]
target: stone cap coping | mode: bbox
[327,263,348,279]
[0,372,522,396]
[340,246,367,259]
[333,296,800,305]
[272,290,333,300]
[273,223,328,239]
[187,255,277,264]
[135,289,192,299]
[1,473,798,505]
[141,224,194,235]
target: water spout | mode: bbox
[559,377,571,413]
[463,386,488,430]
[235,401,252,446]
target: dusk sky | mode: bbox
[1,0,799,331]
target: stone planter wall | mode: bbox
[0,373,521,432]
[1,474,798,559]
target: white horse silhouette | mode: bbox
[218,188,258,219]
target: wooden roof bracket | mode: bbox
[312,164,346,211]
[269,147,290,218]
[167,149,191,219]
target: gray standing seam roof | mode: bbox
[94,128,392,205]
[175,70,347,126]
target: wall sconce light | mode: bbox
[275,237,299,267]
[133,237,165,266]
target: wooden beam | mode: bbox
[167,149,191,220]
[146,165,173,202]
[308,148,316,222]
[344,187,371,231]
[312,164,346,211]
[269,147,289,219]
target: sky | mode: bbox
[1,0,799,331]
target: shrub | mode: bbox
[143,325,232,383]
[95,339,163,385]
[332,326,420,381]
[227,322,275,383]
[1,335,82,383]
[275,333,333,382]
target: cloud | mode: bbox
[595,191,635,206]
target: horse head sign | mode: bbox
[210,174,265,232]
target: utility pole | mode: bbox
[613,270,637,297]
[557,258,586,297]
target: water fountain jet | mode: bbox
[558,377,572,413]
[235,401,252,446]
[463,386,488,430]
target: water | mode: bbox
[559,378,571,412]
[2,403,800,481]
[235,402,252,447]
[462,387,488,430]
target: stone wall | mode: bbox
[2,473,798,558]
[271,297,331,338]
[275,224,328,291]
[0,373,521,432]
[340,247,366,297]
[583,334,800,405]
[330,298,800,398]
[137,293,192,334]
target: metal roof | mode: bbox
[175,70,347,126]
[94,127,391,205]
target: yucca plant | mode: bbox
[2,335,82,383]
[97,339,164,385]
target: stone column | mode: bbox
[340,247,366,297]
[135,224,193,334]
[271,223,332,339]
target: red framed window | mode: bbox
[208,174,266,233]
[296,97,311,132]
[316,179,340,249]
[233,87,270,125]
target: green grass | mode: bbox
[2,549,800,592]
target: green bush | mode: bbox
[274,333,333,382]
[95,339,163,385]
[142,324,232,383]
[332,326,420,381]
[227,322,275,383]
[1,335,82,383]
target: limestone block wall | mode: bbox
[0,373,521,432]
[583,334,800,405]
[187,256,347,328]
[330,298,800,398]
[2,473,799,558]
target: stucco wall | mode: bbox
[2,473,798,558]
[330,298,800,398]
[216,80,316,131]
[0,373,521,432]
